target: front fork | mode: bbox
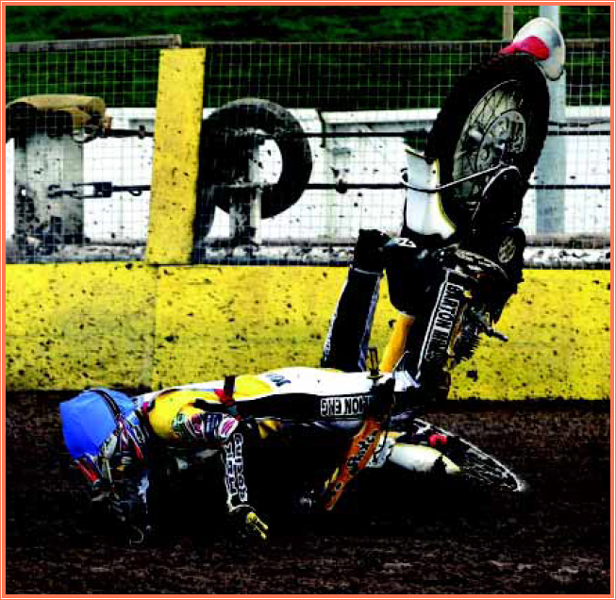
[415,267,469,390]
[392,266,470,400]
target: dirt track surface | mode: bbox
[5,392,611,595]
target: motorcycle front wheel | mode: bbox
[425,53,550,232]
[389,417,528,494]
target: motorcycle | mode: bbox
[246,17,563,510]
[321,17,565,503]
[64,19,565,537]
[389,16,563,393]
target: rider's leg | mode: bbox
[321,229,390,372]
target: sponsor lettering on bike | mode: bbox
[423,278,465,364]
[320,395,372,417]
[266,373,292,387]
[347,429,379,475]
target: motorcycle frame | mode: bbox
[402,147,509,242]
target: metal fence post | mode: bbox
[228,136,263,249]
[535,6,567,234]
[503,6,514,40]
[13,131,84,256]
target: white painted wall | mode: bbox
[5,106,610,243]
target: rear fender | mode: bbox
[501,17,566,81]
[403,150,456,240]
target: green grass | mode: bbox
[5,6,611,45]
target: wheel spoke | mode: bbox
[451,80,529,206]
[429,54,549,233]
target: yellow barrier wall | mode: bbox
[6,264,610,399]
[6,262,157,390]
[5,48,610,399]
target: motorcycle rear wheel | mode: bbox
[426,53,549,232]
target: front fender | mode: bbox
[387,442,461,476]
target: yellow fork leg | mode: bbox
[380,314,415,372]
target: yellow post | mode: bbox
[146,48,206,265]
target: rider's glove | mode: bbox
[108,489,151,545]
[212,414,240,442]
[229,504,269,542]
[177,412,239,444]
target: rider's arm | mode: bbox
[146,394,268,540]
[220,429,269,541]
[106,465,151,545]
[87,420,151,545]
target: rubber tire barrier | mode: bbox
[197,98,313,231]
[425,54,549,232]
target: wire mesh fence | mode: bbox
[5,37,173,263]
[5,36,610,268]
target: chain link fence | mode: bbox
[5,35,610,268]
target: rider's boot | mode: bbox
[352,228,391,274]
[492,226,526,285]
[464,223,526,323]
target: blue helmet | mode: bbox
[60,388,148,492]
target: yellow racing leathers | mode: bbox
[135,367,400,537]
[137,367,389,445]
